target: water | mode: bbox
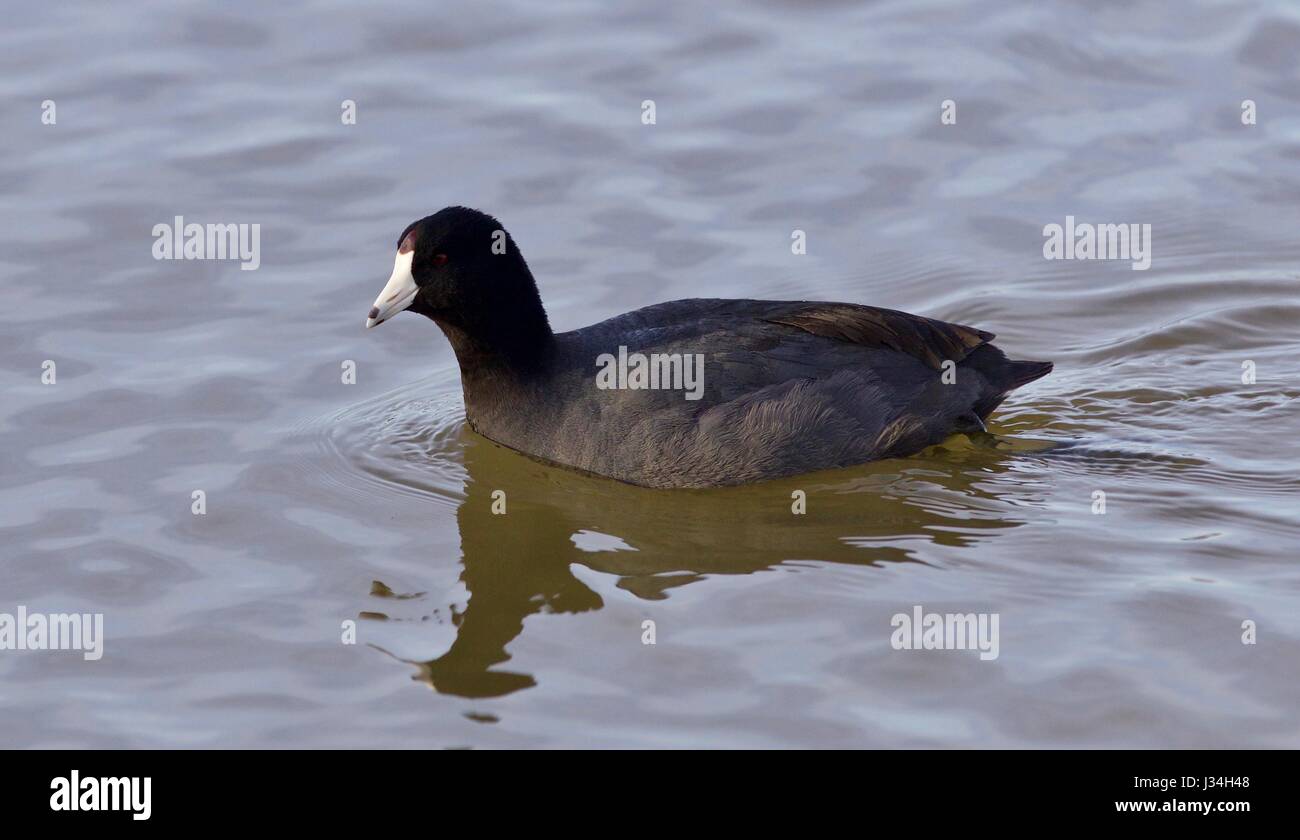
[2,0,1298,747]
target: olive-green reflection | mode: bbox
[385,428,1040,698]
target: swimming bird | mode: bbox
[366,206,1052,488]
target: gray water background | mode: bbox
[1,0,1298,747]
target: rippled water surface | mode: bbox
[2,0,1299,747]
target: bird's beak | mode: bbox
[366,249,417,328]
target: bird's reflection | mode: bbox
[378,427,1042,698]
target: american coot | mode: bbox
[366,206,1052,488]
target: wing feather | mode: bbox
[762,303,993,370]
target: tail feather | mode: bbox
[1001,359,1053,390]
[964,346,1053,421]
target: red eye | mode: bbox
[433,253,449,266]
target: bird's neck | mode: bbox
[428,294,555,406]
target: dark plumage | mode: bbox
[366,206,1053,488]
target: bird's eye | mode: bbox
[433,253,449,266]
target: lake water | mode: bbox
[2,0,1298,747]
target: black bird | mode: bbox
[366,206,1052,488]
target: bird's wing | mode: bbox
[760,302,994,371]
